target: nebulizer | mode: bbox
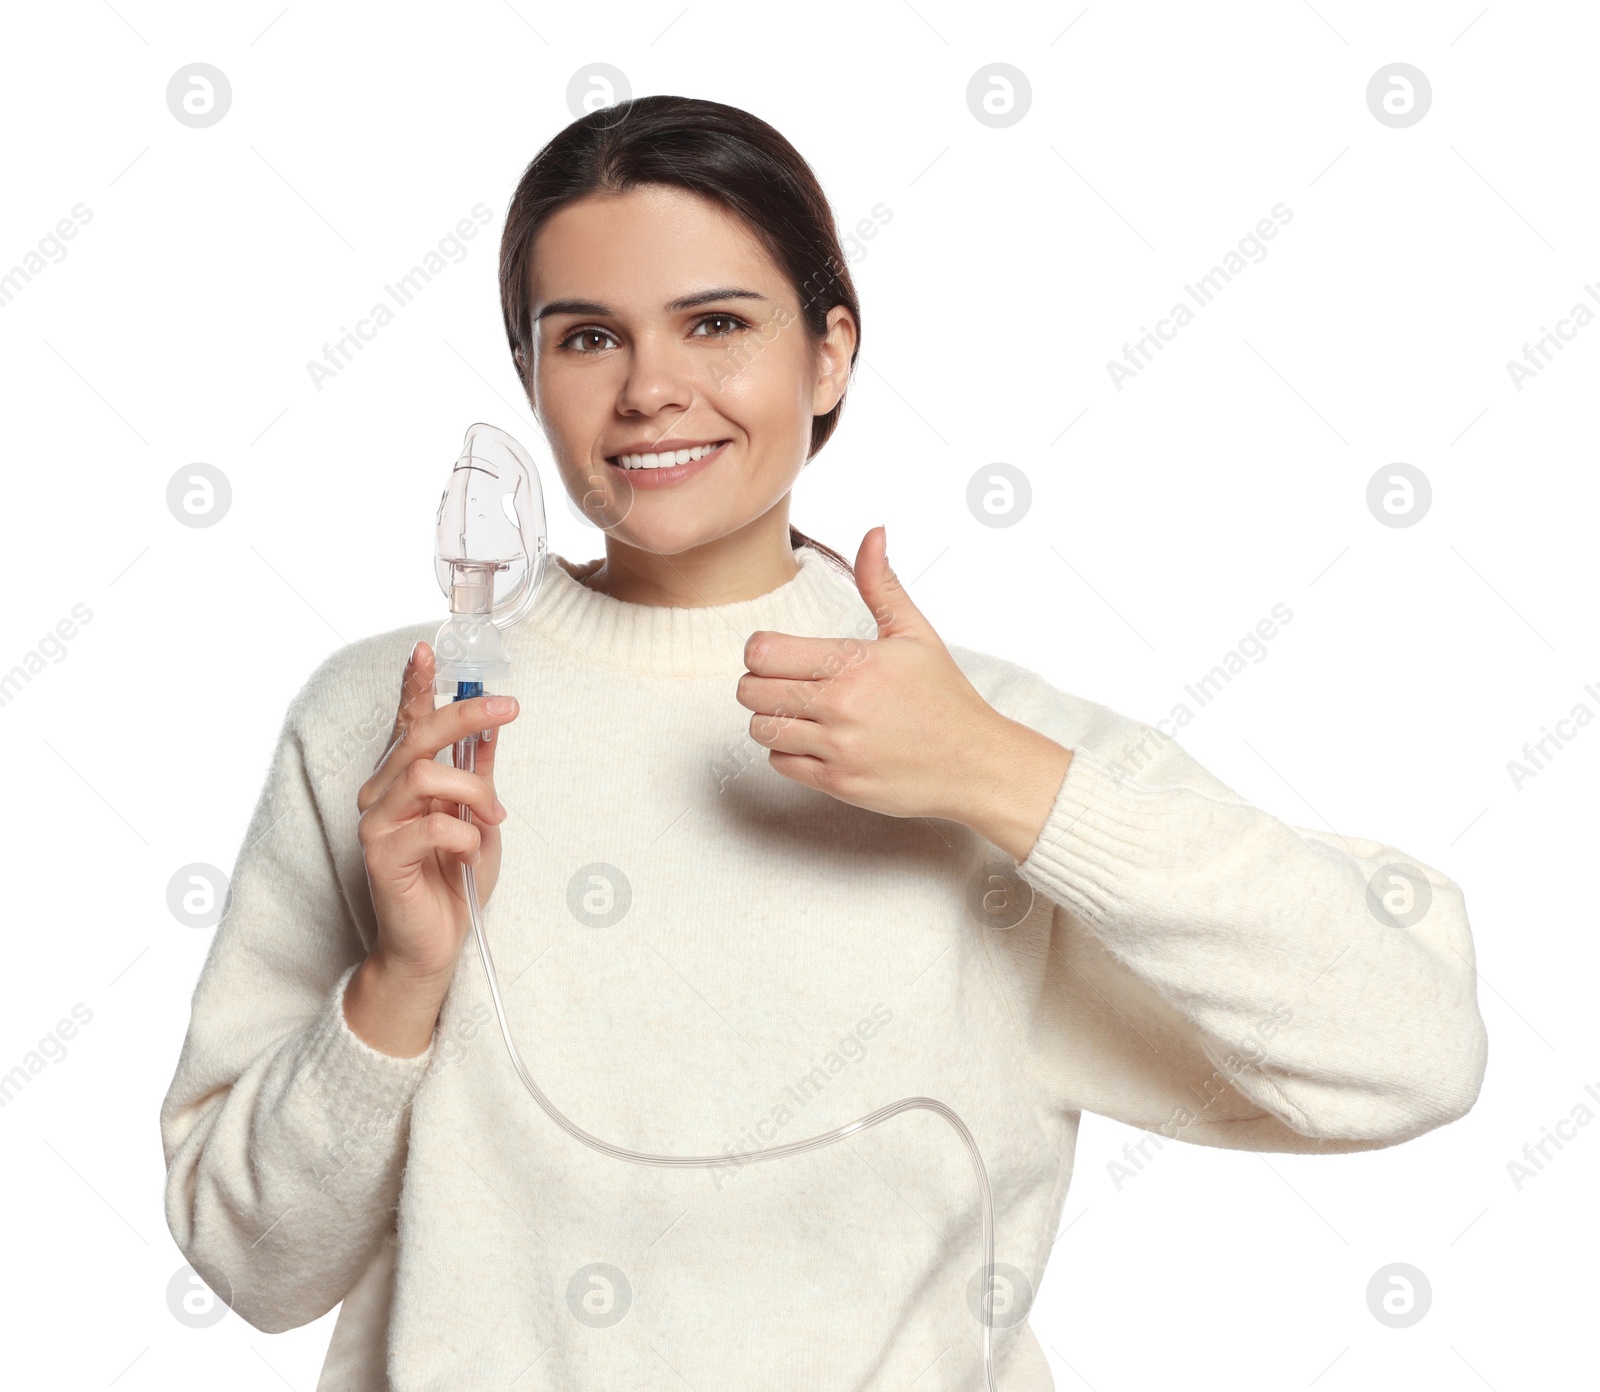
[433,422,1000,1389]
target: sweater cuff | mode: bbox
[1014,743,1165,929]
[300,961,438,1122]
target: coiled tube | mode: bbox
[452,709,999,1390]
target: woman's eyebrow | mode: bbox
[666,286,767,312]
[535,287,768,322]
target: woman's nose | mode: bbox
[614,332,699,416]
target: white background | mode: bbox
[1,1,1595,1388]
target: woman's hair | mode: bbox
[498,94,860,580]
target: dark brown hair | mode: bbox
[498,94,859,579]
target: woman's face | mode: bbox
[522,183,855,556]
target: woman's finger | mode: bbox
[365,681,518,811]
[407,693,518,765]
[443,693,505,827]
[749,709,828,757]
[364,642,439,811]
[384,642,436,756]
[472,701,503,780]
[734,672,825,718]
[368,810,484,873]
[368,759,507,835]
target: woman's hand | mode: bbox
[355,641,518,987]
[735,526,1074,863]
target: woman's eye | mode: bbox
[694,314,746,338]
[558,316,746,352]
[560,328,616,353]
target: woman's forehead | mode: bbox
[529,189,786,309]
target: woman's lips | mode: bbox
[603,439,729,489]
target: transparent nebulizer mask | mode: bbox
[431,423,1000,1390]
[432,422,548,704]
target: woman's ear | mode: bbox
[513,345,540,422]
[811,305,858,415]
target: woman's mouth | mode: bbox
[604,439,730,488]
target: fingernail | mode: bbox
[408,641,420,666]
[492,798,506,819]
[485,696,513,715]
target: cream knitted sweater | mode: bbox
[159,545,1488,1390]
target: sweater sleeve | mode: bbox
[973,667,1488,1154]
[158,673,437,1334]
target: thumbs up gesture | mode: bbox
[735,525,1074,861]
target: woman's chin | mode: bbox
[607,520,724,556]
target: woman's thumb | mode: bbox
[854,525,928,639]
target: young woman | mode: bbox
[161,96,1488,1391]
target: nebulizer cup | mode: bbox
[432,423,1000,1389]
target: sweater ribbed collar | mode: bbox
[509,545,875,677]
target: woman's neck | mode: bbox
[580,509,801,607]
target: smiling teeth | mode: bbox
[613,441,724,470]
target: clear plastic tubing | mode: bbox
[450,706,999,1389]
